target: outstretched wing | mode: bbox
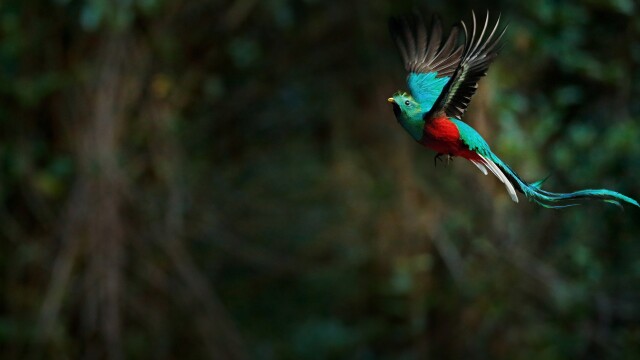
[425,11,507,120]
[389,13,463,111]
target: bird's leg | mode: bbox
[446,154,454,167]
[434,153,445,167]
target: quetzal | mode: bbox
[387,11,638,208]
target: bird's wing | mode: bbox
[389,13,464,111]
[425,11,506,120]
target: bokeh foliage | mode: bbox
[1,0,640,358]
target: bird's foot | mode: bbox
[434,153,454,167]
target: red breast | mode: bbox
[421,117,463,155]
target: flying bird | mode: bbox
[387,11,638,208]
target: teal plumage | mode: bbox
[407,73,450,112]
[388,11,639,209]
[453,119,639,208]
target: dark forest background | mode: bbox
[2,0,640,358]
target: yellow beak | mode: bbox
[387,97,395,103]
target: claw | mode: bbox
[446,154,454,167]
[434,153,454,167]
[434,153,444,167]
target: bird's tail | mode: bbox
[468,152,639,209]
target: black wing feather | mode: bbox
[426,11,507,120]
[389,13,464,78]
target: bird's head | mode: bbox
[387,91,422,120]
[387,91,425,141]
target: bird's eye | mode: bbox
[404,100,411,106]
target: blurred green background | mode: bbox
[2,0,640,358]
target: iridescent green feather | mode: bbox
[407,73,450,113]
[452,119,639,208]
